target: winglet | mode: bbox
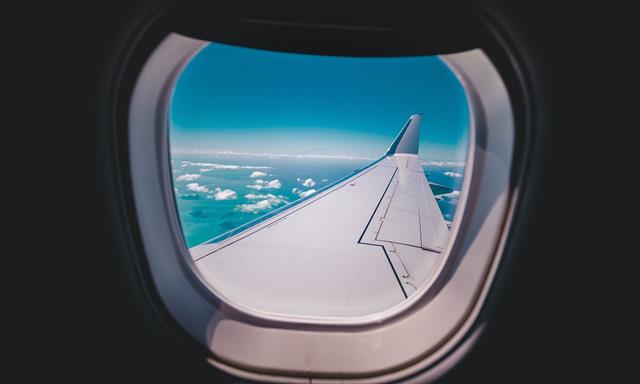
[385,114,422,156]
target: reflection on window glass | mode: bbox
[168,42,469,317]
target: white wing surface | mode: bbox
[190,114,450,318]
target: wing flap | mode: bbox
[375,155,449,252]
[377,207,422,247]
[418,167,450,252]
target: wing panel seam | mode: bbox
[356,168,408,299]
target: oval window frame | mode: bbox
[121,5,531,381]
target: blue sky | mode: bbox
[170,43,469,161]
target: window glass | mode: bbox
[168,42,470,317]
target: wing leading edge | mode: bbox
[190,114,450,318]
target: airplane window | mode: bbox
[168,42,470,319]
[129,31,516,380]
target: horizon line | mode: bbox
[171,148,466,165]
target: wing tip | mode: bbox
[385,114,422,156]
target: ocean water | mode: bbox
[170,151,465,248]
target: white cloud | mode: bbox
[244,193,287,203]
[266,180,282,189]
[176,173,201,181]
[209,187,237,200]
[444,171,463,178]
[421,160,466,167]
[186,183,209,193]
[301,178,316,187]
[292,187,317,198]
[235,200,272,213]
[321,179,328,182]
[249,171,267,178]
[435,190,461,203]
[235,194,288,214]
[244,193,285,201]
[180,161,271,171]
[298,189,316,197]
[246,179,282,190]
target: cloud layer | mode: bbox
[236,194,288,214]
[297,177,316,187]
[180,161,271,171]
[210,187,237,200]
[435,190,461,203]
[186,183,209,193]
[176,173,201,181]
[292,187,317,198]
[172,149,376,161]
[246,179,282,190]
[421,160,466,167]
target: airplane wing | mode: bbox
[190,114,450,318]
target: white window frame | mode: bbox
[128,33,517,382]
